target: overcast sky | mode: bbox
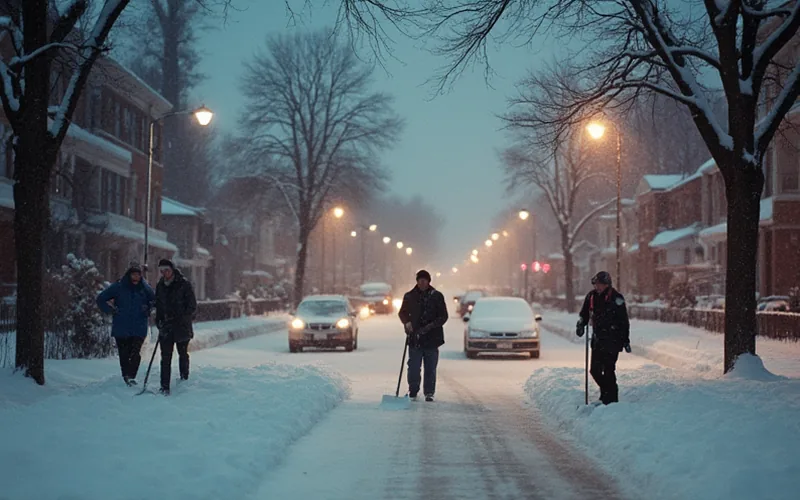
[192,1,562,269]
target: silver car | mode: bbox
[463,297,542,359]
[289,295,359,352]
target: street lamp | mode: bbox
[145,105,213,272]
[485,239,493,248]
[369,224,378,232]
[396,241,404,249]
[406,247,413,256]
[383,236,391,244]
[502,230,509,238]
[351,230,357,238]
[333,207,344,219]
[518,209,530,221]
[470,254,479,263]
[452,267,459,273]
[491,232,500,241]
[472,249,479,256]
[587,119,622,288]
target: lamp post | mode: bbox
[382,236,391,282]
[144,105,213,275]
[519,208,538,300]
[587,120,622,289]
[331,207,344,292]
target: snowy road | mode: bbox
[228,309,652,500]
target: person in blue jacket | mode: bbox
[96,263,155,386]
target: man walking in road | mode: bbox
[399,270,449,402]
[96,263,155,386]
[155,259,197,395]
[576,271,631,405]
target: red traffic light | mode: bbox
[520,263,527,271]
[533,261,542,272]
[543,263,551,273]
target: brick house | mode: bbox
[0,57,178,295]
[161,197,214,299]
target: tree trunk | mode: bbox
[564,247,576,313]
[293,223,311,307]
[722,163,763,373]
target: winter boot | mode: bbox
[425,394,434,402]
[159,387,170,396]
[123,376,137,387]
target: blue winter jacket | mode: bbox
[96,273,156,338]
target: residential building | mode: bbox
[161,197,213,299]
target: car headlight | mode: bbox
[291,318,305,330]
[467,304,474,311]
[383,299,390,305]
[359,306,371,319]
[392,299,402,310]
[469,329,488,338]
[336,318,351,329]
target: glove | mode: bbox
[623,343,632,353]
[404,322,414,334]
[576,320,586,337]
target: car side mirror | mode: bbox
[534,314,542,322]
[463,315,470,323]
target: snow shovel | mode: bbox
[136,327,161,396]
[380,337,411,410]
[584,323,590,405]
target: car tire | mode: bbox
[289,343,301,353]
[466,351,478,359]
[354,334,359,350]
[529,350,540,359]
[345,341,355,352]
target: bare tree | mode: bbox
[233,29,402,306]
[503,132,614,312]
[341,0,800,373]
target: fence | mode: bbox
[539,298,800,342]
[0,297,288,367]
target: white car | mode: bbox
[289,295,359,352]
[463,297,542,359]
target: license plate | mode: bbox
[314,333,328,341]
[497,342,512,349]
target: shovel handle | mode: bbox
[395,339,408,397]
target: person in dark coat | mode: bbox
[577,271,631,405]
[398,270,449,402]
[96,263,155,386]
[155,259,197,395]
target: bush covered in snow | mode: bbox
[43,254,112,359]
[667,281,697,309]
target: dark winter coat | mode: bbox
[155,269,197,343]
[96,272,155,338]
[398,285,449,349]
[579,287,630,352]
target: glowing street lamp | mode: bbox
[396,241,404,249]
[502,230,509,238]
[470,254,479,264]
[586,122,606,140]
[472,249,479,256]
[369,224,378,232]
[383,236,391,244]
[491,233,500,241]
[406,247,413,256]
[518,209,530,221]
[350,230,357,238]
[452,267,459,273]
[436,272,441,277]
[485,239,493,248]
[333,207,344,219]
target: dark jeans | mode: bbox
[590,348,619,403]
[407,347,439,396]
[160,337,190,390]
[116,336,145,379]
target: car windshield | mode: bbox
[472,300,532,319]
[360,284,391,296]
[297,300,348,316]
[462,291,484,303]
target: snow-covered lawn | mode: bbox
[0,363,348,500]
[527,356,800,500]
[0,315,350,500]
[541,309,800,377]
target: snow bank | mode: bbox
[541,310,800,377]
[0,363,349,500]
[526,365,800,500]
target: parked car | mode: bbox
[458,289,486,316]
[288,295,359,352]
[462,297,542,359]
[358,282,395,315]
[758,296,791,312]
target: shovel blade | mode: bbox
[380,394,411,410]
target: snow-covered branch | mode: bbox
[752,2,800,88]
[570,198,617,248]
[756,62,800,154]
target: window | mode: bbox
[684,248,691,265]
[114,101,121,138]
[100,170,127,215]
[127,173,137,219]
[51,153,74,200]
[763,145,773,197]
[781,172,799,193]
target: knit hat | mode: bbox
[416,269,432,282]
[158,259,174,269]
[127,262,142,275]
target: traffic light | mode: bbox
[542,263,551,273]
[520,263,527,271]
[533,261,541,272]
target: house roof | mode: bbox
[698,197,775,241]
[649,225,699,249]
[162,197,204,218]
[643,175,687,191]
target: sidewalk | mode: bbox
[540,309,800,377]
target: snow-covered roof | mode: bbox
[162,197,204,217]
[643,175,687,191]
[302,294,349,302]
[86,214,177,252]
[601,246,616,257]
[628,243,639,253]
[64,123,132,167]
[649,225,699,249]
[548,253,565,260]
[242,270,274,279]
[360,282,392,291]
[698,197,775,241]
[95,58,173,117]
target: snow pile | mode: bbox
[160,315,288,353]
[0,363,349,500]
[526,365,800,500]
[541,309,800,377]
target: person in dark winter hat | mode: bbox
[398,269,448,402]
[576,271,631,404]
[155,259,197,395]
[96,262,155,386]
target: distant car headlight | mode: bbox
[383,299,390,305]
[359,306,371,319]
[467,304,474,311]
[518,330,538,338]
[469,329,488,338]
[291,318,305,330]
[392,299,402,310]
[336,318,351,329]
